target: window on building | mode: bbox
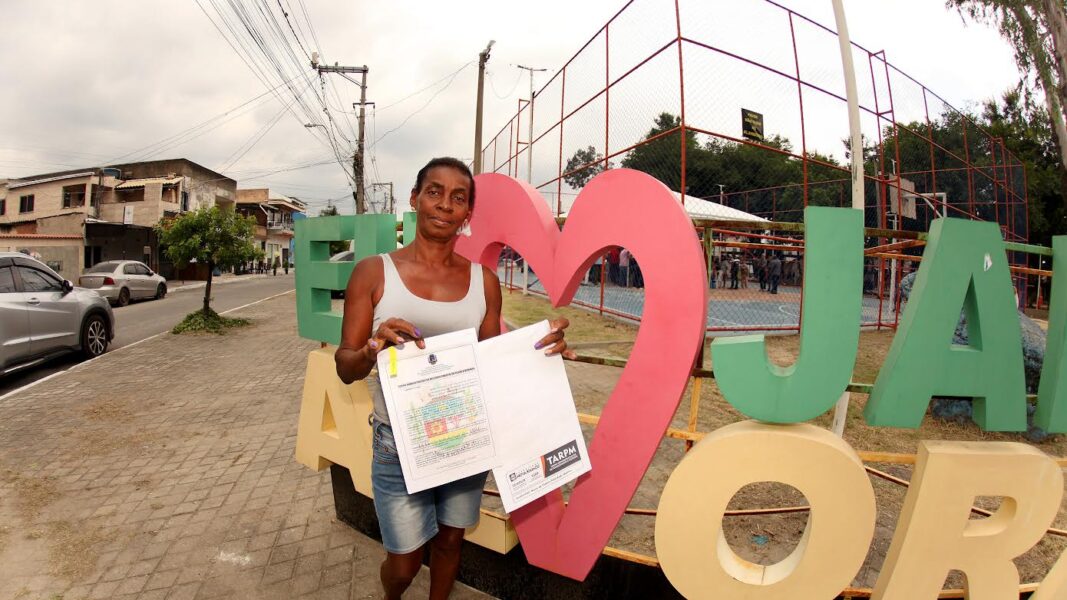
[19,195,34,213]
[62,185,86,208]
[0,199,6,215]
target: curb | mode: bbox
[168,273,285,294]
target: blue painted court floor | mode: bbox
[498,266,898,335]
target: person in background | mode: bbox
[757,253,767,291]
[739,258,749,289]
[620,248,632,288]
[768,253,782,294]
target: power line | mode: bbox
[487,68,523,99]
[219,87,302,172]
[375,61,474,112]
[368,65,468,151]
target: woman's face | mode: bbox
[410,166,473,240]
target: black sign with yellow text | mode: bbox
[742,108,764,142]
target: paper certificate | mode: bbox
[479,321,592,512]
[377,329,499,493]
[376,322,591,509]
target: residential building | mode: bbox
[236,189,306,268]
[0,159,236,281]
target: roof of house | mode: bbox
[0,234,84,240]
[8,171,96,190]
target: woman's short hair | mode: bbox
[413,157,476,210]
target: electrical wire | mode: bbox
[375,61,474,112]
[487,68,523,100]
[368,65,469,150]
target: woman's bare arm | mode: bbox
[335,257,381,383]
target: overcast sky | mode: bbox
[0,0,1023,215]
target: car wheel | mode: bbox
[81,314,109,359]
[155,283,167,299]
[117,287,130,307]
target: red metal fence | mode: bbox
[485,0,1035,333]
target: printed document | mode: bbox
[376,322,591,509]
[376,329,498,493]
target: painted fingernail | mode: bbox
[415,328,422,337]
[534,341,543,349]
[369,340,378,349]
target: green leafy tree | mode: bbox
[983,88,1067,242]
[621,113,698,192]
[157,206,259,315]
[622,113,833,221]
[564,146,613,188]
[949,0,1067,188]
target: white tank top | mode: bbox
[366,253,486,425]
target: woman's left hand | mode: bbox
[534,317,576,359]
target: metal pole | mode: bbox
[831,0,865,438]
[516,64,545,295]
[473,41,495,175]
[355,68,368,215]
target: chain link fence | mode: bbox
[480,0,1031,334]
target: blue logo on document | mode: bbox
[428,354,437,365]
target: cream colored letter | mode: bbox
[873,441,1063,600]
[655,421,876,599]
[294,348,375,496]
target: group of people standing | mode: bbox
[715,253,783,294]
[589,247,644,288]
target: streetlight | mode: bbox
[304,123,327,131]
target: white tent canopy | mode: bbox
[555,190,768,223]
[670,191,768,223]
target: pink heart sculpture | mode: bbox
[456,169,708,580]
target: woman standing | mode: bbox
[335,157,574,599]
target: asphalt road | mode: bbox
[0,273,296,397]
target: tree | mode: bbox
[157,206,259,315]
[949,0,1067,189]
[983,88,1067,242]
[564,146,613,188]
[318,205,350,255]
[620,113,698,192]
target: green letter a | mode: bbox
[864,218,1025,431]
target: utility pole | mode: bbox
[371,182,394,214]
[473,40,495,175]
[311,52,370,214]
[516,64,547,183]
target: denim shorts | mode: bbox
[370,419,488,554]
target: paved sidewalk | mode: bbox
[0,293,490,600]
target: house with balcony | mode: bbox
[0,159,236,280]
[235,189,306,268]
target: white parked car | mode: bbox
[78,260,167,307]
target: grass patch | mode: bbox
[172,308,250,334]
[501,292,638,359]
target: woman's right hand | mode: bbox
[366,318,426,355]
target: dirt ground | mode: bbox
[500,291,1067,592]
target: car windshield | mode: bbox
[86,261,121,274]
